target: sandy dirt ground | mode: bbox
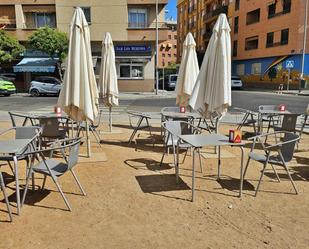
[0,120,309,249]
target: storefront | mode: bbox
[114,44,155,92]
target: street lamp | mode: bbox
[155,0,159,95]
[300,0,308,92]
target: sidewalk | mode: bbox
[274,90,309,96]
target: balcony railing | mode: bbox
[204,5,228,21]
[128,22,167,29]
[266,40,289,48]
[128,22,147,28]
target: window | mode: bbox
[168,54,171,57]
[251,63,261,75]
[266,32,274,47]
[236,64,245,75]
[283,0,291,13]
[162,53,165,57]
[281,29,289,45]
[25,12,56,28]
[233,40,238,57]
[118,62,144,79]
[235,0,240,11]
[246,9,260,25]
[168,34,172,39]
[174,35,177,39]
[128,8,147,28]
[174,54,177,57]
[234,16,239,34]
[268,3,276,18]
[245,36,259,50]
[173,44,177,49]
[81,7,91,23]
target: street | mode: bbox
[0,91,308,115]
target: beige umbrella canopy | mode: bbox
[175,32,199,107]
[58,7,99,156]
[189,14,231,118]
[98,32,119,131]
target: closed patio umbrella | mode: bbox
[98,32,119,132]
[175,32,199,107]
[189,14,231,118]
[58,7,99,157]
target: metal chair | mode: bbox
[272,114,299,133]
[21,137,85,211]
[0,170,13,222]
[196,111,222,134]
[161,121,203,173]
[234,107,258,134]
[39,117,68,146]
[77,109,103,147]
[258,105,281,132]
[243,131,299,196]
[127,111,152,145]
[8,111,36,127]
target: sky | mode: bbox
[166,0,177,21]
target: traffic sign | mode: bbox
[286,60,294,68]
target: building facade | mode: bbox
[177,0,309,85]
[177,0,230,64]
[0,0,169,92]
[231,0,309,84]
[158,20,177,68]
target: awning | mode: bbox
[13,57,58,73]
[262,55,289,77]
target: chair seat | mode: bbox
[33,159,68,177]
[43,129,67,139]
[249,152,284,166]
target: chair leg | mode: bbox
[0,172,13,222]
[182,148,188,164]
[7,161,15,177]
[160,147,166,166]
[255,158,270,197]
[282,162,298,194]
[41,175,47,189]
[50,174,72,211]
[242,157,251,179]
[91,128,102,147]
[198,148,203,173]
[270,164,280,182]
[21,167,33,207]
[172,144,177,167]
[70,169,86,196]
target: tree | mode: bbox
[268,67,277,82]
[28,26,68,79]
[0,30,24,63]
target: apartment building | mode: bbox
[0,0,169,92]
[231,0,309,82]
[177,0,231,63]
[158,20,177,68]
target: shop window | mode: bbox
[81,7,91,23]
[245,36,259,50]
[266,32,274,47]
[251,63,261,75]
[118,62,144,79]
[235,0,240,11]
[236,64,245,76]
[128,8,147,28]
[281,28,289,45]
[246,9,260,25]
[234,16,239,34]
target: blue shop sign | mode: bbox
[115,45,152,53]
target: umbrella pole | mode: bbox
[86,121,91,157]
[109,106,112,132]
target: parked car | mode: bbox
[158,74,178,91]
[29,76,62,97]
[0,77,16,96]
[0,73,16,82]
[231,75,243,89]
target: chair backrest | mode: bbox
[281,132,299,162]
[67,139,81,170]
[258,105,278,112]
[39,117,60,137]
[161,107,180,113]
[9,111,36,127]
[163,121,192,145]
[15,126,41,140]
[281,114,298,132]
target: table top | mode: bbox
[161,110,200,119]
[0,139,32,154]
[258,109,291,115]
[178,134,245,148]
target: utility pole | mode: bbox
[155,0,159,95]
[300,0,308,92]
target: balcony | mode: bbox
[203,5,228,22]
[3,29,37,41]
[127,0,168,4]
